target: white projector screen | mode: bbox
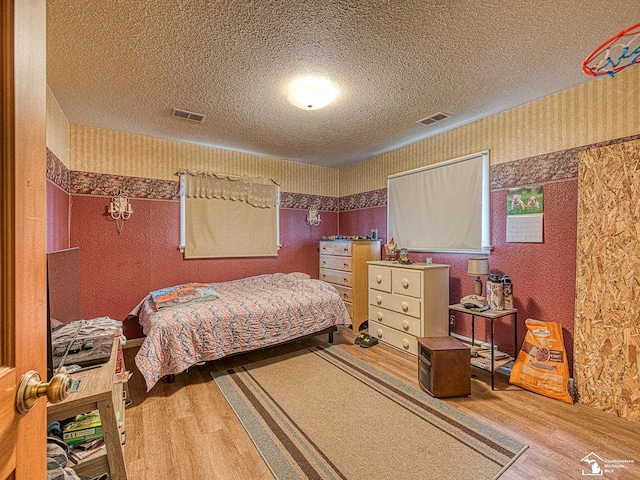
[387,151,490,253]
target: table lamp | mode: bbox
[467,257,489,296]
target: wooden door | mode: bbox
[0,1,48,479]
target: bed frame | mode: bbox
[165,325,338,383]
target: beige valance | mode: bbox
[178,169,279,208]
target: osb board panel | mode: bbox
[575,139,640,422]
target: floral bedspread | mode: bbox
[131,273,352,391]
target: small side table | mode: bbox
[448,304,518,390]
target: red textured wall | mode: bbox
[69,196,338,339]
[46,180,70,252]
[339,207,387,241]
[58,175,577,374]
[339,180,578,374]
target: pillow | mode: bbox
[150,283,219,309]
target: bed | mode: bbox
[130,272,352,391]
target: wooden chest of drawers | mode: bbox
[320,240,381,333]
[367,261,449,356]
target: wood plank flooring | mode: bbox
[123,326,640,479]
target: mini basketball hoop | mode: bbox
[582,22,640,78]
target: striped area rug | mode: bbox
[212,345,527,480]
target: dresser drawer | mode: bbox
[369,320,418,355]
[392,269,422,298]
[321,268,353,287]
[369,290,421,318]
[320,241,352,256]
[368,265,392,292]
[320,254,352,272]
[333,284,353,303]
[368,305,422,336]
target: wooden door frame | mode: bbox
[1,1,48,479]
[0,1,18,476]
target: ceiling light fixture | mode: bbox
[287,77,338,110]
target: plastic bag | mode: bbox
[509,318,573,404]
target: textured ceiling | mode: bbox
[46,1,638,168]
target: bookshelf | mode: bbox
[48,337,128,480]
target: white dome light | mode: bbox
[287,77,339,110]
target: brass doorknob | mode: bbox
[15,370,72,414]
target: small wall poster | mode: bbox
[506,185,544,243]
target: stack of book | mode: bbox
[470,347,513,371]
[68,438,106,464]
[62,410,103,446]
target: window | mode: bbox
[179,171,280,258]
[387,151,490,253]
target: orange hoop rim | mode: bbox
[582,22,640,77]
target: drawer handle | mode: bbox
[376,295,382,305]
[401,302,409,312]
[344,263,349,268]
[402,320,409,331]
[343,278,348,284]
[343,248,349,253]
[376,312,383,321]
[376,329,383,338]
[402,279,409,288]
[322,260,326,265]
[343,293,348,299]
[322,274,326,279]
[376,274,382,284]
[402,339,410,349]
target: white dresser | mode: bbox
[367,261,450,356]
[320,240,381,333]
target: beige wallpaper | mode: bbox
[340,66,640,196]
[69,125,340,196]
[46,85,70,166]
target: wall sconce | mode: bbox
[467,257,490,296]
[307,207,321,226]
[109,188,132,234]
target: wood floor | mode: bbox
[123,326,639,479]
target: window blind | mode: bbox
[387,151,490,253]
[179,171,280,259]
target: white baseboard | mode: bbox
[123,337,144,349]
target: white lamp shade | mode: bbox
[467,257,489,276]
[288,77,338,110]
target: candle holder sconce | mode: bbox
[108,188,133,234]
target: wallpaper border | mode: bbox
[340,132,640,210]
[46,148,70,191]
[47,131,640,211]
[45,150,340,211]
[70,171,179,200]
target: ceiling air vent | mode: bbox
[172,108,206,123]
[417,112,449,126]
